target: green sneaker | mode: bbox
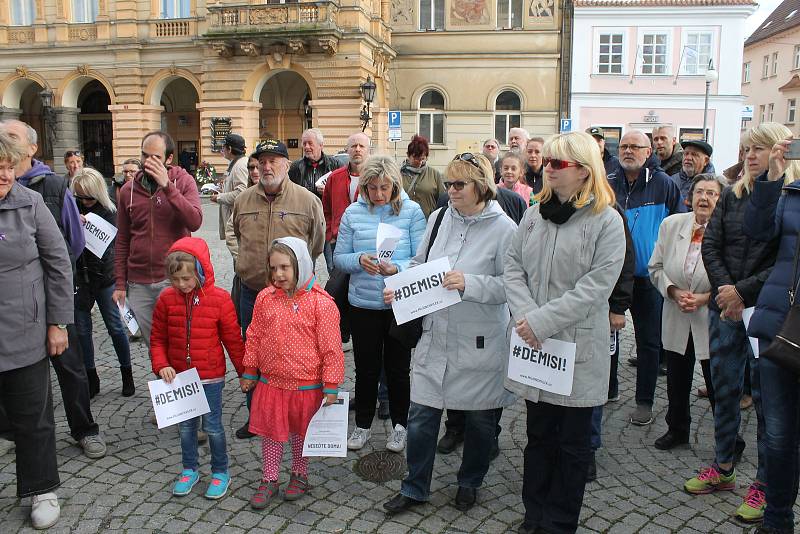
[735,483,766,523]
[684,464,736,494]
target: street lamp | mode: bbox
[359,75,377,132]
[702,59,718,142]
[39,88,57,158]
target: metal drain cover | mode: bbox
[353,450,407,482]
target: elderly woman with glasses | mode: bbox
[505,132,626,534]
[382,153,516,515]
[334,155,426,454]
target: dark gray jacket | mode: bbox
[288,153,343,196]
[0,182,73,372]
[660,147,683,177]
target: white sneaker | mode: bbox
[31,492,60,530]
[386,424,407,453]
[347,427,371,450]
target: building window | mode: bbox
[72,0,98,22]
[497,0,523,29]
[794,45,800,70]
[494,90,522,145]
[772,52,779,76]
[418,89,445,144]
[768,103,774,122]
[788,99,797,124]
[763,55,770,78]
[640,32,669,74]
[681,31,713,75]
[161,0,190,18]
[595,126,622,156]
[759,105,766,123]
[11,0,35,25]
[679,128,708,141]
[419,0,444,31]
[597,33,624,74]
[743,62,751,83]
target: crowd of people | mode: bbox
[0,117,798,534]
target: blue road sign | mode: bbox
[388,110,402,129]
[560,118,572,133]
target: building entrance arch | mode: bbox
[257,70,312,160]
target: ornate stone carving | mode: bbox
[318,38,338,56]
[249,7,288,25]
[69,26,98,41]
[9,30,35,44]
[287,39,306,56]
[372,49,388,79]
[169,63,178,75]
[212,42,234,58]
[451,0,489,26]
[15,66,29,79]
[240,42,261,57]
[77,64,91,76]
[391,0,413,25]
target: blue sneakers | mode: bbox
[172,469,200,496]
[205,473,231,500]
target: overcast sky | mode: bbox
[745,0,784,37]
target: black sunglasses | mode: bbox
[65,150,82,158]
[443,180,470,191]
[452,152,485,178]
[74,194,94,201]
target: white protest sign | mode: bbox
[117,300,139,336]
[315,170,332,191]
[302,391,349,457]
[147,368,210,429]
[82,212,117,258]
[384,256,461,325]
[742,307,759,358]
[507,329,577,396]
[376,223,403,262]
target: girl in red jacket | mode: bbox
[240,237,344,508]
[150,237,246,500]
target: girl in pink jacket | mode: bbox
[241,237,344,508]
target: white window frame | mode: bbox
[772,52,779,76]
[418,89,445,145]
[493,90,522,146]
[743,62,751,83]
[759,104,766,123]
[788,99,797,124]
[418,0,444,31]
[71,0,98,23]
[10,0,35,25]
[794,45,800,70]
[680,29,714,75]
[161,0,190,18]
[763,55,770,78]
[637,28,672,76]
[497,0,523,29]
[594,31,626,75]
[768,103,774,122]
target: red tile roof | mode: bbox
[745,0,800,46]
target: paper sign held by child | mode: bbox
[148,368,210,429]
[302,391,349,458]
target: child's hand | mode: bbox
[159,367,177,383]
[323,393,338,406]
[240,378,256,392]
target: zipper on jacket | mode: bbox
[185,292,195,368]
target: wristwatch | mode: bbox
[55,324,67,330]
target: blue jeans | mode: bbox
[179,381,227,474]
[759,347,800,530]
[709,312,765,480]
[631,277,663,406]
[401,402,496,501]
[590,330,620,451]
[75,283,131,369]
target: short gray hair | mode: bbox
[688,173,727,199]
[652,124,675,138]
[483,138,500,148]
[0,119,37,145]
[302,128,324,145]
[508,127,530,141]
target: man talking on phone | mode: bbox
[112,131,202,349]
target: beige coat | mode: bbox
[648,212,711,360]
[216,156,248,240]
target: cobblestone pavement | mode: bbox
[0,201,792,533]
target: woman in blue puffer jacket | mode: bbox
[743,124,800,534]
[334,154,426,454]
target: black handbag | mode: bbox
[388,207,448,349]
[761,233,800,374]
[324,266,350,335]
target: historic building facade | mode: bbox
[0,0,564,174]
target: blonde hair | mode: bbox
[360,155,404,215]
[0,132,26,165]
[267,241,299,291]
[71,167,116,213]
[536,132,616,213]
[734,122,800,198]
[165,250,199,284]
[445,153,497,202]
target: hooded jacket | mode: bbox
[660,146,684,177]
[242,237,345,392]
[115,166,202,289]
[333,190,427,310]
[150,237,245,380]
[670,161,716,202]
[608,154,685,277]
[744,176,800,342]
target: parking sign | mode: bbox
[388,110,402,129]
[559,119,572,133]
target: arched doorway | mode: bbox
[16,81,47,162]
[160,78,200,174]
[78,80,114,177]
[258,71,311,160]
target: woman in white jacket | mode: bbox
[382,153,517,515]
[505,132,626,534]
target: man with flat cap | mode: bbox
[670,139,715,203]
[231,139,325,438]
[586,127,620,175]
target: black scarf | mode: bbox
[539,194,577,225]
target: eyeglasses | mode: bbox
[543,158,581,170]
[618,144,650,152]
[444,180,470,191]
[453,153,485,176]
[693,188,720,198]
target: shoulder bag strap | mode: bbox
[790,232,800,305]
[425,207,448,262]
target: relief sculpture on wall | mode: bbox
[529,0,554,17]
[391,0,413,25]
[451,0,489,25]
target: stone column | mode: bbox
[51,107,80,175]
[308,98,365,152]
[195,101,262,170]
[108,104,163,173]
[0,107,22,121]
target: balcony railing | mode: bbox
[149,18,196,40]
[206,2,339,34]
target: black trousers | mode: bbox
[50,324,98,441]
[444,408,503,439]
[521,400,593,534]
[0,357,60,497]
[665,333,715,436]
[350,306,411,429]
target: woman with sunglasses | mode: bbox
[382,152,516,514]
[72,168,134,398]
[505,132,626,534]
[63,150,83,185]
